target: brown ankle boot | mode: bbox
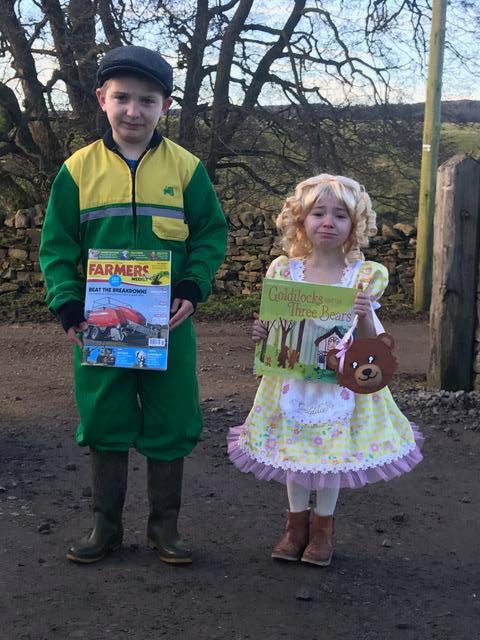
[271,510,310,561]
[301,513,334,566]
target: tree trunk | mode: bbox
[428,155,480,390]
[178,0,210,152]
[0,0,61,167]
[205,0,254,179]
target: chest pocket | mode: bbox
[151,210,189,241]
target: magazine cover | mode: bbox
[254,278,357,382]
[82,249,171,370]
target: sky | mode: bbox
[1,0,479,109]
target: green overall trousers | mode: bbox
[73,317,202,460]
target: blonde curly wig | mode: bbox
[276,173,377,264]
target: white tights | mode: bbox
[287,478,339,516]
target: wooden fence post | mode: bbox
[428,154,480,390]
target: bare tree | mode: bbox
[0,0,477,214]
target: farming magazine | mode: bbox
[82,249,171,370]
[254,278,357,382]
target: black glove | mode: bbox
[172,280,201,311]
[57,301,86,332]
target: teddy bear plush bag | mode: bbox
[326,319,398,394]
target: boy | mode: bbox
[39,45,228,564]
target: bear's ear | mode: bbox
[326,349,340,371]
[377,333,395,350]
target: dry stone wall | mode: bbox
[0,206,44,292]
[218,210,416,304]
[0,206,416,305]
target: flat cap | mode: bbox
[97,45,173,97]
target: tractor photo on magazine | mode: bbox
[254,278,357,383]
[82,249,171,370]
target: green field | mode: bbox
[440,122,480,156]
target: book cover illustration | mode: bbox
[82,249,171,370]
[254,278,357,383]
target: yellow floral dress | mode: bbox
[228,256,423,489]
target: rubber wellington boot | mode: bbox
[146,457,192,564]
[301,514,334,566]
[271,510,310,561]
[66,449,128,564]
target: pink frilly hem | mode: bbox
[227,425,424,490]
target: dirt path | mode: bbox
[1,320,479,640]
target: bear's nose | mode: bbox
[362,368,373,376]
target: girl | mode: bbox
[228,174,423,567]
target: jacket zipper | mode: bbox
[113,148,150,247]
[130,150,150,246]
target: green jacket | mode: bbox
[40,130,228,314]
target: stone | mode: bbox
[244,260,263,271]
[234,236,250,246]
[238,211,254,227]
[238,272,261,282]
[233,254,258,262]
[381,224,397,239]
[228,214,241,228]
[295,587,312,601]
[0,282,18,293]
[393,223,415,237]
[225,282,241,295]
[15,272,34,283]
[225,261,243,271]
[32,212,44,227]
[246,237,268,246]
[26,228,42,245]
[15,210,30,229]
[216,269,237,281]
[269,247,283,256]
[8,248,28,260]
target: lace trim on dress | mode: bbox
[340,262,357,286]
[228,423,424,489]
[289,258,305,282]
[278,380,355,424]
[237,431,417,475]
[290,258,362,286]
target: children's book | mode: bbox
[82,249,171,370]
[254,278,357,382]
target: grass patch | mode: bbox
[0,287,425,324]
[0,286,53,323]
[195,293,260,321]
[441,123,480,156]
[0,287,262,324]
